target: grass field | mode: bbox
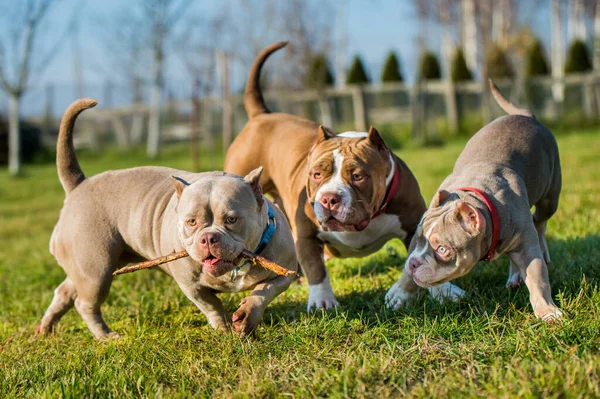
[1,128,599,398]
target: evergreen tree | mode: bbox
[565,39,592,73]
[525,39,550,77]
[418,51,441,80]
[381,51,403,82]
[307,54,334,88]
[346,55,370,85]
[451,48,472,82]
[486,44,513,78]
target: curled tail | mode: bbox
[489,79,534,118]
[57,98,98,195]
[244,41,288,119]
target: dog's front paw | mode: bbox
[385,282,417,310]
[232,298,263,337]
[540,308,564,323]
[307,276,339,311]
[427,282,466,303]
[506,270,524,289]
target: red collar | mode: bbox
[455,187,500,261]
[372,162,400,219]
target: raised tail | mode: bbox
[57,98,98,195]
[244,41,288,119]
[489,79,534,118]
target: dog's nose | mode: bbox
[320,192,341,211]
[199,232,219,248]
[407,257,422,273]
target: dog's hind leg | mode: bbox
[73,270,118,340]
[37,277,77,335]
[533,194,559,265]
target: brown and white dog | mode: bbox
[225,42,465,310]
[386,81,563,322]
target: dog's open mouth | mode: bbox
[202,255,237,277]
[321,216,370,232]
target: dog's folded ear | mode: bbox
[316,125,336,143]
[454,201,484,235]
[243,167,264,207]
[170,176,190,200]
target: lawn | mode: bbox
[1,128,599,398]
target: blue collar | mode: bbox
[253,203,277,254]
[231,202,276,281]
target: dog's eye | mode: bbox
[226,216,237,224]
[436,246,448,255]
[312,172,322,180]
[352,173,363,181]
[186,219,197,227]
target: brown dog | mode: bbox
[386,81,563,322]
[38,99,297,339]
[225,42,463,310]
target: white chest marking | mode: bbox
[317,213,407,257]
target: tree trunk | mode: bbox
[147,53,163,158]
[595,0,600,70]
[441,0,458,134]
[462,0,478,74]
[8,94,21,176]
[551,0,565,103]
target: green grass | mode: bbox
[1,128,599,398]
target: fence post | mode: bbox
[318,92,334,128]
[218,52,233,158]
[352,85,367,131]
[583,75,595,119]
[444,79,459,134]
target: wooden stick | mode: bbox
[112,249,296,277]
[113,250,189,276]
[240,250,296,277]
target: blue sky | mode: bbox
[0,0,559,115]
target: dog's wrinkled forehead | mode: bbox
[178,176,258,216]
[309,135,384,170]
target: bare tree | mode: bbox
[595,0,600,70]
[440,0,459,133]
[0,0,73,175]
[462,0,478,73]
[551,0,565,103]
[143,0,192,158]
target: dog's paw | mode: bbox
[506,271,524,289]
[232,298,262,337]
[428,282,466,303]
[307,278,339,312]
[96,331,121,341]
[540,308,564,324]
[385,283,416,310]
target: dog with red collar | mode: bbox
[225,42,461,311]
[386,80,563,322]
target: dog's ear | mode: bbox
[170,176,190,200]
[316,125,336,144]
[243,167,264,207]
[454,201,484,235]
[431,189,450,208]
[366,126,388,152]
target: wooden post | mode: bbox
[202,98,216,169]
[318,92,334,129]
[191,78,200,172]
[583,75,595,119]
[218,52,233,158]
[352,85,368,131]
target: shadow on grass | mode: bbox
[264,234,600,327]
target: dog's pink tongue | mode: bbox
[204,257,221,266]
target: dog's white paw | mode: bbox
[506,271,524,289]
[540,308,564,323]
[385,282,416,310]
[428,282,466,303]
[307,276,339,311]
